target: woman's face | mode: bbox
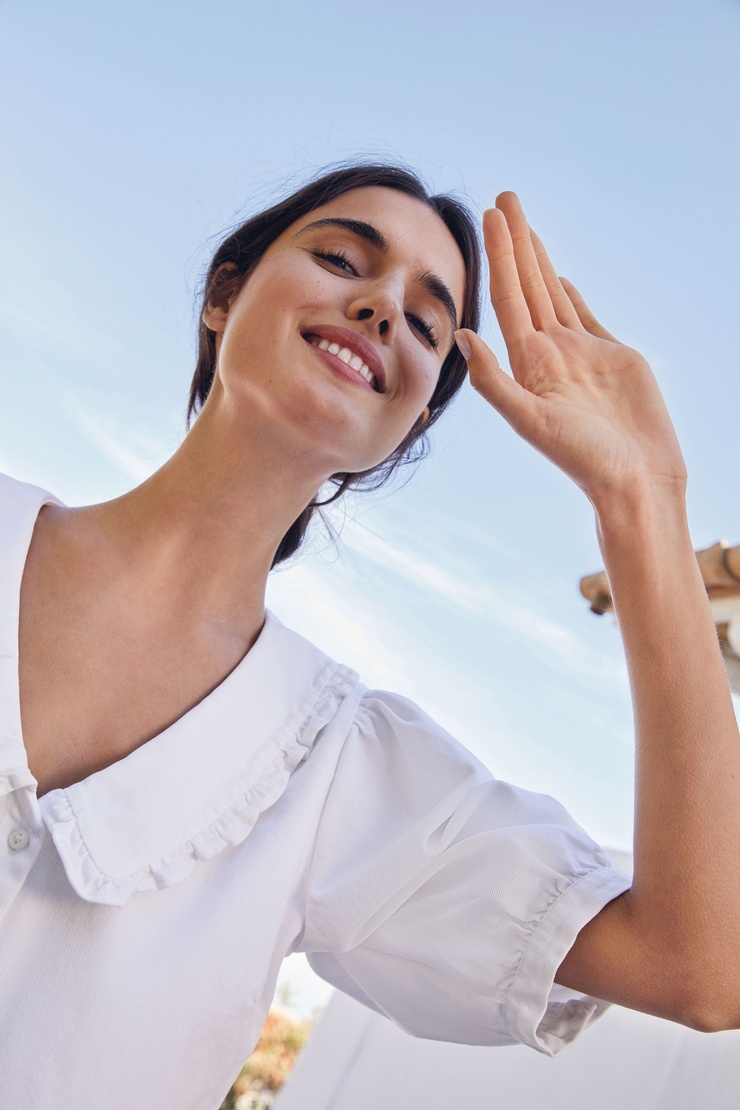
[203,186,467,477]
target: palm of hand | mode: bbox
[460,194,687,505]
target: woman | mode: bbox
[1,164,738,1109]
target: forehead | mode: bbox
[289,186,467,313]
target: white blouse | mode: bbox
[0,473,631,1110]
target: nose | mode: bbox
[346,282,401,341]
[356,307,389,337]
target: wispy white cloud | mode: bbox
[0,284,128,376]
[337,518,628,690]
[65,398,170,482]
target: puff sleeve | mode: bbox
[300,690,632,1057]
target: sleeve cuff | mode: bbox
[506,864,633,1056]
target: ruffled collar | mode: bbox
[0,473,359,906]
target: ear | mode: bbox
[201,262,241,335]
[420,406,430,425]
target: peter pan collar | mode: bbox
[0,473,359,907]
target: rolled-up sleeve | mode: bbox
[300,690,632,1056]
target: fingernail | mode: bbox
[454,330,472,359]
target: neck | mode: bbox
[78,394,330,640]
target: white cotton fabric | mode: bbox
[0,473,632,1110]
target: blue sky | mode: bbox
[2,0,739,870]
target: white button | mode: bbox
[8,828,30,851]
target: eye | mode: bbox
[407,314,439,350]
[313,249,357,274]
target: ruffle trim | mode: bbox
[43,663,359,907]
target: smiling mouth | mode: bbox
[304,334,379,391]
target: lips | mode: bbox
[302,325,386,393]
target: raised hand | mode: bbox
[455,193,687,507]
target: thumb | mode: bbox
[454,330,537,434]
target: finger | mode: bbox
[495,192,558,331]
[559,277,619,342]
[455,329,539,439]
[528,228,583,330]
[483,207,536,347]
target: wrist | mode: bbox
[592,484,695,597]
[591,479,688,539]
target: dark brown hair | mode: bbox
[189,163,482,567]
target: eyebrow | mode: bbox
[415,269,458,334]
[295,216,459,333]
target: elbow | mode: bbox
[655,940,740,1033]
[682,1009,740,1035]
[676,992,740,1034]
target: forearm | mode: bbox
[466,191,740,1026]
[595,483,740,1024]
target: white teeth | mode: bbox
[308,336,376,389]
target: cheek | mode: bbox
[228,262,338,354]
[405,352,442,411]
[255,255,336,312]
